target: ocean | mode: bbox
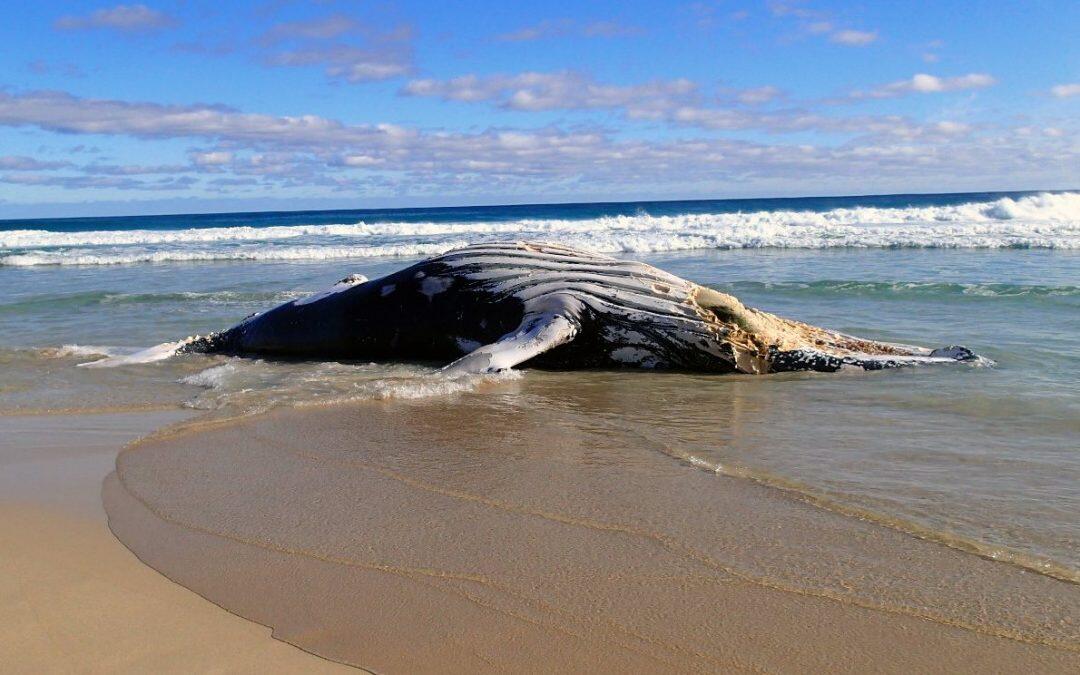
[2,189,1078,585]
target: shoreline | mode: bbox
[105,398,1080,672]
[0,411,358,673]
[2,375,1076,672]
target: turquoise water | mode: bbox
[1,191,1077,579]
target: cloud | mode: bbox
[27,60,86,78]
[767,1,822,20]
[81,163,188,175]
[768,2,879,47]
[683,2,752,30]
[829,29,877,46]
[1050,83,1080,98]
[497,19,642,42]
[734,86,785,105]
[54,4,176,33]
[0,173,196,191]
[190,151,235,167]
[850,73,997,100]
[919,39,945,63]
[268,44,412,82]
[0,88,1073,197]
[402,71,697,112]
[648,105,934,138]
[0,90,390,146]
[401,71,919,136]
[171,40,236,56]
[0,156,70,170]
[259,22,414,83]
[258,14,362,45]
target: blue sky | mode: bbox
[0,0,1077,217]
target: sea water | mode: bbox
[1,190,1077,580]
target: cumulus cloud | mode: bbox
[0,88,1072,196]
[258,14,361,45]
[1050,83,1080,98]
[497,19,643,42]
[850,73,996,100]
[650,105,940,138]
[402,71,697,111]
[54,4,176,33]
[829,29,877,46]
[0,90,391,145]
[81,163,187,175]
[0,156,70,170]
[400,71,921,136]
[734,86,785,105]
[259,22,414,83]
[190,150,235,167]
[683,2,752,30]
[768,2,878,47]
[0,173,196,191]
[27,60,86,78]
[267,44,412,82]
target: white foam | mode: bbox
[3,192,1077,267]
[357,369,524,401]
[52,344,119,358]
[179,362,239,388]
[0,222,389,248]
[0,242,466,267]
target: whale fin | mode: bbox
[442,307,580,376]
[77,338,194,368]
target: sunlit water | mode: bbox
[1,193,1077,582]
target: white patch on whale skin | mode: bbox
[380,283,396,297]
[610,346,662,368]
[294,274,368,306]
[603,326,650,344]
[442,307,579,376]
[419,275,453,299]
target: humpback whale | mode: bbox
[92,241,981,374]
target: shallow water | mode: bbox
[104,396,1080,672]
[1,193,1078,583]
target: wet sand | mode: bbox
[105,395,1079,674]
[0,412,357,674]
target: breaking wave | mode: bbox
[1,192,1077,266]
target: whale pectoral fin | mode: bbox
[441,312,580,376]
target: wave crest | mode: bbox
[2,192,1077,266]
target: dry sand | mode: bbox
[0,412,357,674]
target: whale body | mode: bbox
[98,241,981,374]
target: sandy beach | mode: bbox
[2,0,1077,670]
[0,412,357,674]
[101,394,1079,673]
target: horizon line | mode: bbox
[2,187,1076,225]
